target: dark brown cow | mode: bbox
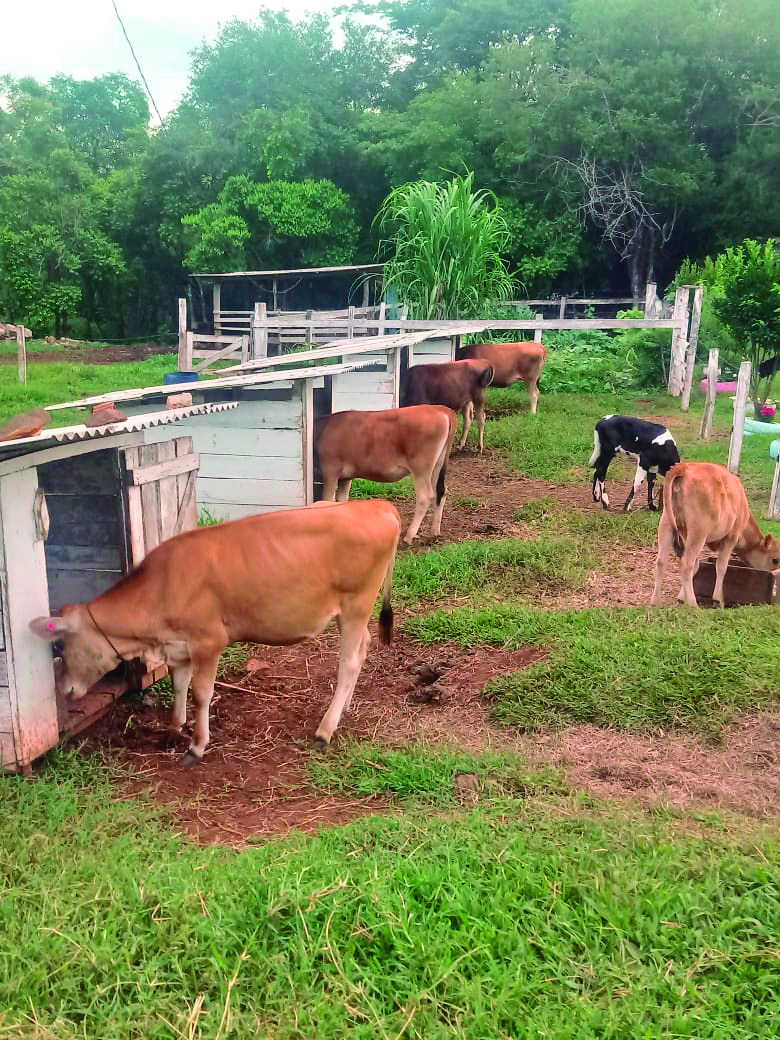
[402,359,494,452]
[651,462,780,607]
[31,500,401,762]
[316,405,457,544]
[460,341,546,414]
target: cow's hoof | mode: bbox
[601,503,610,512]
[312,735,330,752]
[648,503,658,512]
[179,749,203,768]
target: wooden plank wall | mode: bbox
[37,451,127,610]
[408,337,456,367]
[175,391,307,520]
[331,355,395,412]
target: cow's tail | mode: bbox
[663,468,685,557]
[478,364,494,388]
[588,427,601,467]
[378,543,397,644]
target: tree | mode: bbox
[711,240,780,416]
[375,172,514,319]
[182,177,359,271]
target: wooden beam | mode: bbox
[177,298,188,370]
[680,285,704,411]
[193,336,248,374]
[16,324,26,385]
[644,282,657,316]
[558,297,566,320]
[667,287,690,396]
[727,361,751,473]
[128,452,199,486]
[699,348,719,440]
[213,283,221,336]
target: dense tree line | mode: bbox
[1,0,778,336]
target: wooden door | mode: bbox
[123,436,199,565]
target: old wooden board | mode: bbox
[693,557,780,606]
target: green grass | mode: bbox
[406,605,780,739]
[0,353,178,424]
[308,740,560,804]
[350,476,415,499]
[2,751,780,1038]
[393,537,589,604]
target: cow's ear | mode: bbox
[29,616,74,641]
[764,534,775,547]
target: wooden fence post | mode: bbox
[16,324,26,385]
[347,305,355,339]
[644,282,657,316]
[727,361,751,473]
[680,284,704,411]
[534,313,543,344]
[378,301,386,338]
[177,298,189,371]
[558,297,566,320]
[768,455,780,520]
[252,302,267,359]
[362,278,370,309]
[305,310,313,346]
[667,286,690,396]
[212,283,221,336]
[699,348,719,440]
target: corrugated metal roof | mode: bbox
[0,402,238,456]
[193,264,385,279]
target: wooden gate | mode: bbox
[123,436,199,564]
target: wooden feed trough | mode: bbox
[693,556,780,606]
[0,403,237,772]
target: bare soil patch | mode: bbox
[0,343,171,365]
[87,627,546,845]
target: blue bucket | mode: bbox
[163,371,199,386]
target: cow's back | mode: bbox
[666,462,751,541]
[462,341,546,387]
[404,360,491,411]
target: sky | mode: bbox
[5,0,341,119]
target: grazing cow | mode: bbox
[316,405,457,544]
[402,359,494,452]
[30,500,401,762]
[651,462,780,607]
[459,341,547,414]
[590,415,680,512]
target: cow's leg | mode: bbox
[527,378,540,415]
[404,473,435,543]
[646,471,657,511]
[429,445,450,537]
[592,454,613,510]
[651,514,676,605]
[342,627,371,715]
[677,536,706,607]
[623,465,646,512]
[180,648,220,765]
[475,402,487,453]
[169,662,193,733]
[712,537,738,608]
[314,615,369,747]
[321,471,339,501]
[457,401,474,450]
[336,478,352,502]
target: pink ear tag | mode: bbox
[47,622,56,631]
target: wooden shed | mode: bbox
[0,402,237,772]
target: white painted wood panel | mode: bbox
[187,427,302,458]
[334,372,394,394]
[179,399,303,430]
[197,454,303,481]
[0,472,59,769]
[197,477,305,508]
[409,338,455,366]
[333,392,395,412]
[201,502,299,521]
[0,680,11,731]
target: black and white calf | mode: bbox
[589,415,680,512]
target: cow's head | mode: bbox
[738,532,780,572]
[30,605,120,699]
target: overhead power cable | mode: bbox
[109,0,163,125]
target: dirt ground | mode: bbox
[0,343,171,365]
[81,445,780,844]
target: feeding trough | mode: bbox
[693,556,780,607]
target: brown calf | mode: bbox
[460,341,546,414]
[651,462,780,607]
[402,359,494,452]
[316,405,457,544]
[31,500,401,762]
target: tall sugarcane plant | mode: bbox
[374,172,514,320]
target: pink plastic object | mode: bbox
[698,379,737,393]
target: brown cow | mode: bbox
[460,341,547,414]
[30,500,401,762]
[651,462,780,607]
[402,359,494,452]
[316,405,457,544]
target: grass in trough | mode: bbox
[392,536,589,605]
[2,750,780,1038]
[407,604,780,739]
